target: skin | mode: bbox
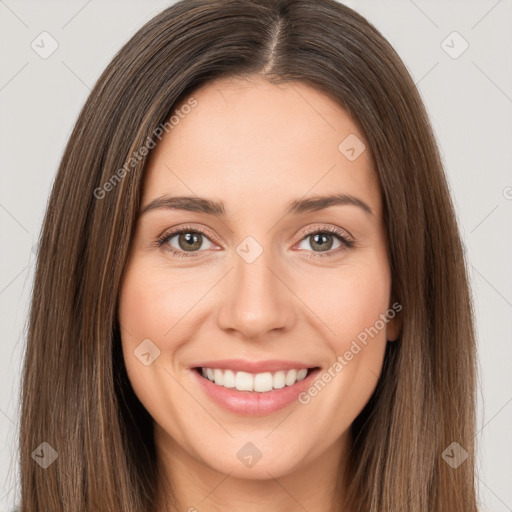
[118,75,398,512]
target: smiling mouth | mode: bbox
[194,366,319,393]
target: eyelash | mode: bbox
[156,224,355,259]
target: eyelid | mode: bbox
[298,223,354,243]
[292,224,355,258]
[156,224,220,257]
[156,223,355,258]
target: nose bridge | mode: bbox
[216,237,294,338]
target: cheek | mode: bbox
[303,257,392,348]
[294,255,391,426]
[118,262,209,344]
[117,262,196,425]
[117,261,218,408]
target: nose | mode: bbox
[215,245,296,340]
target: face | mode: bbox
[118,75,398,482]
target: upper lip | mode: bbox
[192,359,318,373]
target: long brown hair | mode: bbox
[19,0,478,510]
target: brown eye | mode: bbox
[158,228,215,257]
[307,232,335,252]
[296,227,354,258]
[176,232,204,252]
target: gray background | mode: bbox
[1,0,511,510]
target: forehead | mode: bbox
[142,75,381,219]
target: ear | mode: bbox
[386,316,399,341]
[385,303,401,342]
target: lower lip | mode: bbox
[191,368,321,416]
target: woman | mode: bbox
[19,0,478,510]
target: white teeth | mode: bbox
[273,370,286,389]
[200,367,311,392]
[285,369,297,386]
[254,372,273,392]
[213,369,224,385]
[297,369,308,381]
[222,369,236,388]
[235,371,253,391]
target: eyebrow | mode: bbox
[140,193,374,217]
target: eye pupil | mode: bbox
[310,233,333,252]
[179,232,202,251]
[164,228,347,258]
